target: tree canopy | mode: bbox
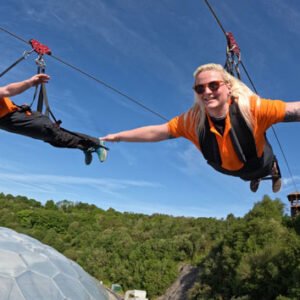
[0,193,299,299]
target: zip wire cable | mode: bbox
[204,0,262,93]
[0,26,28,44]
[203,0,298,191]
[49,54,168,121]
[0,26,168,122]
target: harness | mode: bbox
[224,32,241,79]
[199,100,275,180]
[0,39,61,126]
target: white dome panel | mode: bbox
[0,227,109,300]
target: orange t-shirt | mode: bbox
[0,97,18,118]
[167,96,286,171]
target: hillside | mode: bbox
[0,193,300,299]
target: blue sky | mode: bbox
[0,0,299,218]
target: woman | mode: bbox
[101,63,300,192]
[0,73,107,165]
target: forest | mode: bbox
[0,193,300,299]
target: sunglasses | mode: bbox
[193,80,225,95]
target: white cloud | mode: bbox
[282,175,300,191]
[0,171,163,197]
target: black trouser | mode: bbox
[0,111,100,151]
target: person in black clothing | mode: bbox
[0,73,107,165]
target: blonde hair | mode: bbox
[187,63,259,135]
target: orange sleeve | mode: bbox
[252,97,286,132]
[167,107,201,149]
[0,97,18,118]
[250,96,286,157]
[168,114,184,138]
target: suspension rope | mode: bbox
[0,49,33,78]
[0,26,168,122]
[203,0,298,191]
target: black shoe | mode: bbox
[272,177,281,193]
[250,179,260,192]
[271,161,281,193]
[84,150,93,165]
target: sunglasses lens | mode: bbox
[194,85,205,94]
[208,81,220,91]
[193,81,223,94]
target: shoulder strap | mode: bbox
[229,100,257,162]
[199,116,222,165]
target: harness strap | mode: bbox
[37,83,49,116]
[30,61,62,126]
[36,81,62,126]
[229,99,258,162]
[199,116,222,165]
[0,50,33,78]
[17,104,32,113]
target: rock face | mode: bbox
[156,265,200,300]
[0,227,110,300]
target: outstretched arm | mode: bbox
[283,102,300,122]
[0,74,50,98]
[101,123,173,142]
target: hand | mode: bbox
[29,74,50,86]
[100,134,121,142]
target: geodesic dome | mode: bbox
[0,227,110,300]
